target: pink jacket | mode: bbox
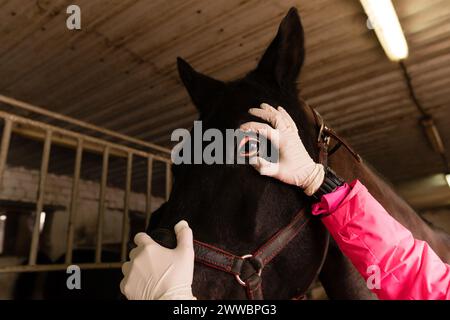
[312,180,450,300]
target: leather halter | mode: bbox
[310,106,362,166]
[194,209,309,299]
[192,104,361,300]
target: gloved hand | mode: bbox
[240,103,324,196]
[120,220,196,300]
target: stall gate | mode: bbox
[0,95,172,273]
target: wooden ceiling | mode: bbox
[1,0,450,191]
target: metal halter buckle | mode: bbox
[234,254,263,287]
[318,121,331,149]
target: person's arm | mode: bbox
[120,220,196,300]
[241,103,450,300]
[313,181,450,300]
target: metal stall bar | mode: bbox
[29,130,52,265]
[121,152,133,261]
[0,95,170,156]
[0,102,171,273]
[165,161,172,201]
[0,111,171,164]
[65,138,83,264]
[95,146,110,263]
[0,118,12,185]
[145,155,153,230]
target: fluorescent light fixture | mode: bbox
[446,174,450,188]
[360,0,409,61]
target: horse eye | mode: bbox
[238,136,259,157]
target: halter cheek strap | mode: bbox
[311,108,362,165]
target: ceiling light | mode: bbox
[360,0,409,61]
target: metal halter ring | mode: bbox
[234,254,263,287]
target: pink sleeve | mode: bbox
[312,180,450,300]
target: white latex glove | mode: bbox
[120,220,196,300]
[240,103,325,196]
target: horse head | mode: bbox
[148,8,329,300]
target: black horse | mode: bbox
[149,7,353,299]
[148,7,450,300]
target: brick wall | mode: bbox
[0,166,165,260]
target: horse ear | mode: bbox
[177,57,225,114]
[255,7,305,88]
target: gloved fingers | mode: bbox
[129,246,142,260]
[261,103,293,129]
[174,220,194,251]
[277,106,298,130]
[250,156,279,177]
[249,104,289,130]
[121,261,131,276]
[134,232,155,247]
[260,102,274,111]
[239,122,279,148]
[119,277,128,297]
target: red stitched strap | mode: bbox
[193,241,264,300]
[193,240,243,275]
[193,208,309,275]
[324,127,361,162]
[193,208,310,300]
[253,208,310,265]
[245,273,263,300]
